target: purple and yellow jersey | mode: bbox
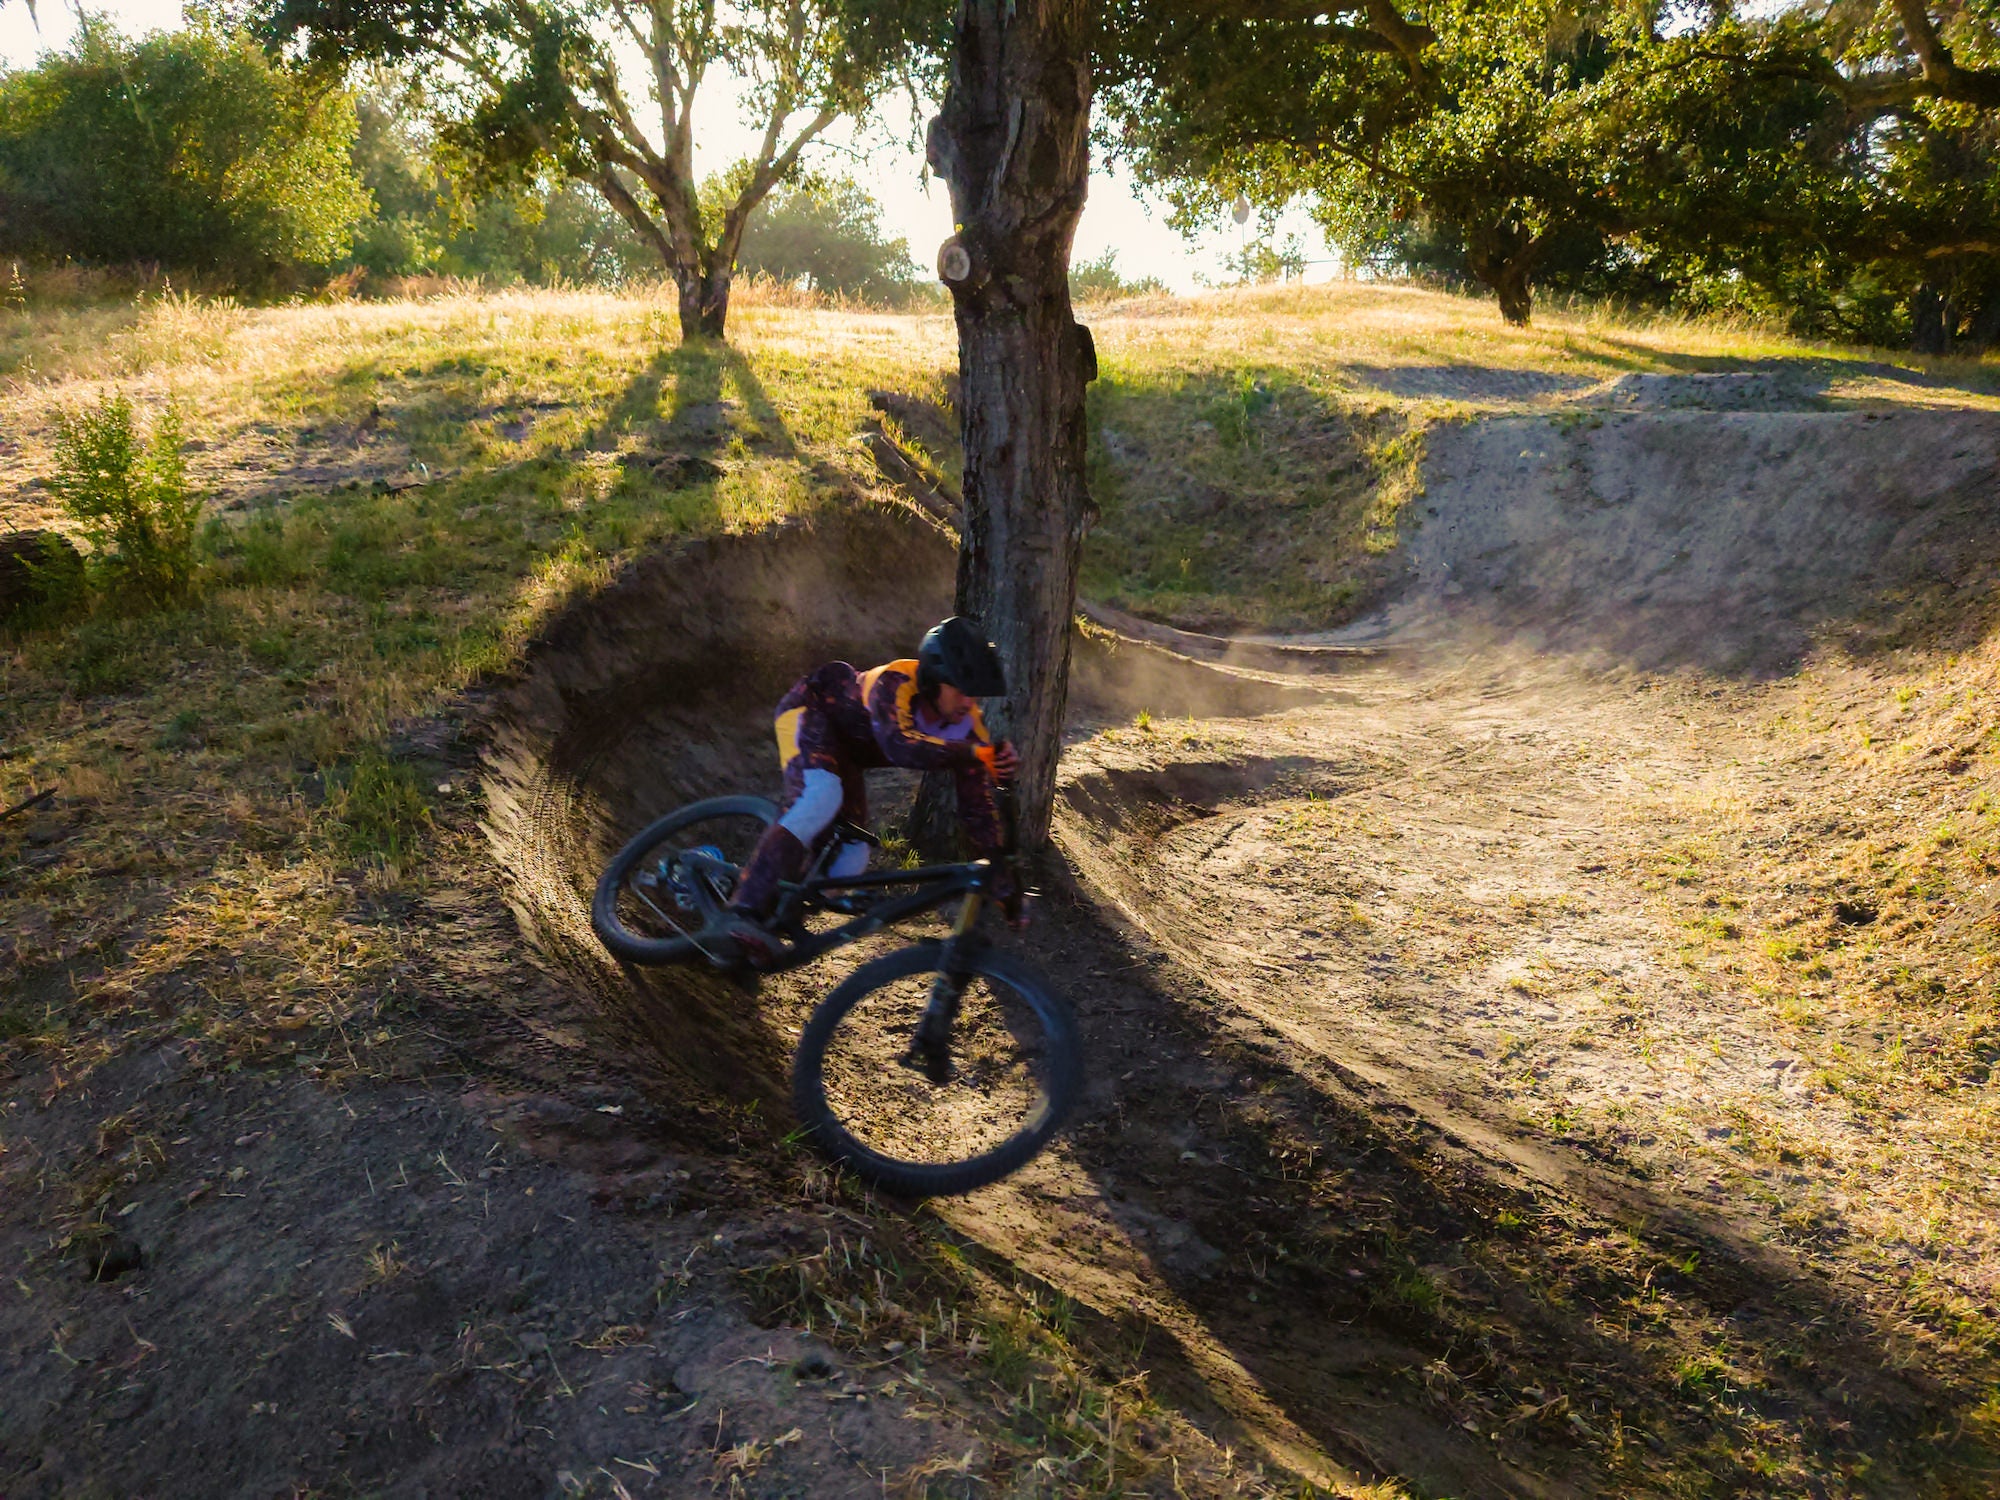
[857,659,990,771]
[765,658,1001,855]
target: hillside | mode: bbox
[3,281,1999,1498]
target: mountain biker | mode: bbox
[716,616,1023,966]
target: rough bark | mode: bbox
[927,0,1095,849]
[1911,284,1951,355]
[1491,260,1533,327]
[677,263,734,340]
[1466,229,1540,327]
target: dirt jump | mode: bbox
[474,387,2000,1497]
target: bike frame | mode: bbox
[757,858,994,974]
[660,786,1017,982]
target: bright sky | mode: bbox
[0,0,1341,292]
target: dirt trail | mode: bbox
[472,389,2000,1496]
[1039,397,2000,1494]
[1316,406,1999,671]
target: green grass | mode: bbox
[4,277,1998,1496]
[1080,365,1413,630]
[0,289,962,1062]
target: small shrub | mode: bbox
[48,393,204,607]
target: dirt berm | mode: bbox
[1325,405,1999,670]
[482,504,1314,1102]
[481,393,2000,1498]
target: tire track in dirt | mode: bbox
[477,387,2000,1494]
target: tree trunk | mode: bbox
[677,265,733,341]
[1492,260,1533,327]
[1465,229,1537,327]
[1911,283,1951,355]
[928,0,1095,849]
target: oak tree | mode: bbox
[261,0,942,339]
[929,0,1095,845]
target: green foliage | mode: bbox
[1069,249,1167,301]
[344,84,651,285]
[48,393,204,608]
[1109,0,2000,344]
[728,172,920,300]
[0,22,370,281]
[1111,0,1622,324]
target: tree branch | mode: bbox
[1361,0,1435,72]
[1823,0,2000,111]
[596,169,680,264]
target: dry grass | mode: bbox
[8,277,1984,1085]
[5,279,1996,1495]
[0,285,961,1095]
[1088,279,2000,412]
[1620,629,2000,1361]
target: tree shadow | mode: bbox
[1010,885,1999,1499]
[594,338,807,455]
[1343,364,1600,402]
[715,343,801,461]
[1581,339,1997,401]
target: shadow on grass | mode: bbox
[1342,363,1600,401]
[1581,338,1999,398]
[589,339,803,460]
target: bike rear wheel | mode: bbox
[792,943,1081,1197]
[592,795,777,964]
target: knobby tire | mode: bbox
[792,943,1081,1197]
[591,795,777,965]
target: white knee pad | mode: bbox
[778,768,843,844]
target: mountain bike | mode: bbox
[591,789,1080,1197]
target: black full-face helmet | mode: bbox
[916,616,1006,698]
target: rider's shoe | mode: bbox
[710,912,780,971]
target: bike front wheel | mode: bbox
[592,795,777,965]
[792,943,1081,1197]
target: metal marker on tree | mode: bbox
[927,0,1095,849]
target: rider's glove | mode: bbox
[973,741,1019,781]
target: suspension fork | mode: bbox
[909,888,982,1081]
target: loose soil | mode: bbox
[7,333,2000,1498]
